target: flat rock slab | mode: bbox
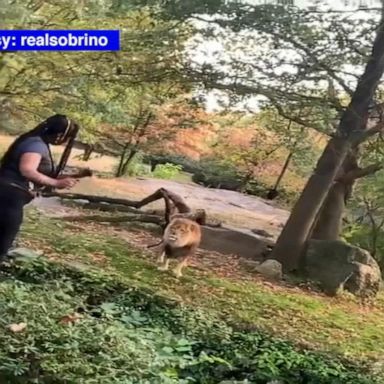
[70,177,290,235]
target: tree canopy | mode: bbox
[0,0,191,144]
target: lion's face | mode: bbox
[163,217,202,249]
[167,222,191,247]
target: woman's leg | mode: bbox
[0,204,24,261]
[0,187,27,262]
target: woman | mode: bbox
[0,114,79,262]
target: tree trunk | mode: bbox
[270,12,384,272]
[310,146,360,240]
[116,145,128,177]
[310,181,347,240]
[311,145,383,241]
[82,145,94,161]
[275,151,293,190]
[121,148,138,176]
[270,137,350,270]
[267,151,293,199]
[150,159,159,172]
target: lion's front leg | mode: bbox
[156,250,165,264]
[157,257,170,271]
[172,256,189,278]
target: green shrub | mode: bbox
[114,152,152,177]
[126,160,151,177]
[0,258,379,384]
[246,181,299,206]
[244,180,270,197]
[143,154,200,174]
[152,163,183,180]
[192,157,244,191]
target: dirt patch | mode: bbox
[29,199,254,281]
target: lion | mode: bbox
[150,215,202,278]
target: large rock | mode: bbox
[254,259,283,280]
[200,226,273,260]
[305,239,382,297]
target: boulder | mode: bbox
[305,239,382,297]
[200,226,272,260]
[254,259,282,280]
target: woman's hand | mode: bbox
[54,177,78,189]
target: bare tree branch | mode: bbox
[351,121,384,144]
[341,163,383,182]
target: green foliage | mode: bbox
[245,181,298,205]
[174,1,378,133]
[143,153,201,174]
[152,163,183,179]
[343,222,380,255]
[113,152,185,180]
[343,170,384,271]
[0,257,379,384]
[256,108,322,176]
[0,0,190,147]
[192,157,244,190]
[117,151,152,177]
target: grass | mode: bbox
[18,207,384,366]
[0,252,377,383]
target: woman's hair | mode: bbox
[0,114,78,169]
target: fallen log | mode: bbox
[82,202,140,214]
[42,191,139,207]
[172,209,207,226]
[136,188,190,211]
[79,204,217,227]
[62,213,163,225]
[43,188,213,227]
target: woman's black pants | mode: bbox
[0,184,32,261]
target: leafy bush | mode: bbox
[0,258,379,384]
[143,154,200,174]
[115,151,152,177]
[192,157,244,191]
[244,180,270,197]
[246,181,299,206]
[152,163,183,180]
